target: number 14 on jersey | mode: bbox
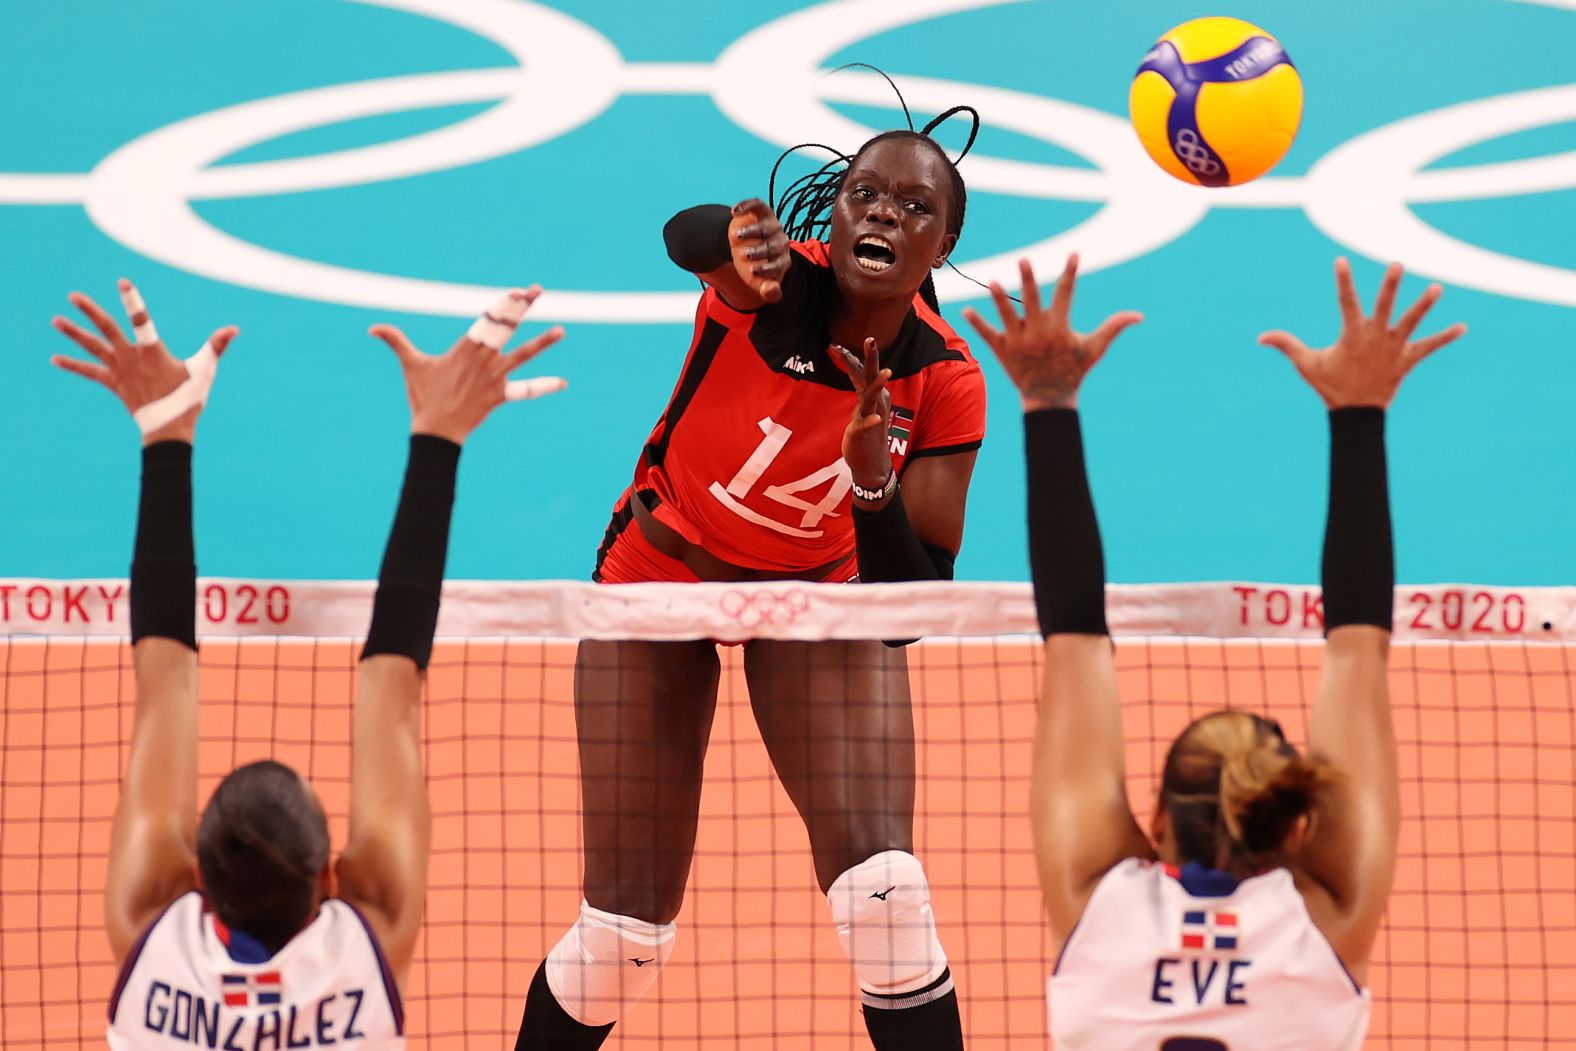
[708,417,853,539]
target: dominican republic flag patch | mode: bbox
[221,972,282,1008]
[1181,910,1238,951]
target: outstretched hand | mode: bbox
[962,256,1143,411]
[370,286,567,444]
[830,338,894,496]
[729,198,792,304]
[1259,258,1466,409]
[51,279,238,446]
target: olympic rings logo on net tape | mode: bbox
[721,588,812,631]
[4,0,1576,318]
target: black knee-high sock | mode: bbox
[515,960,615,1051]
[860,969,966,1050]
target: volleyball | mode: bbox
[1128,17,1303,187]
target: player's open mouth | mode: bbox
[854,235,897,272]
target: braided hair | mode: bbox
[768,65,981,311]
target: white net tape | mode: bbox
[2,579,1572,641]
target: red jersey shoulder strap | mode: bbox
[790,239,832,267]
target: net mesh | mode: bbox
[2,584,1574,1048]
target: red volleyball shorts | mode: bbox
[592,493,858,644]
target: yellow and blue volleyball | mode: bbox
[1129,17,1303,187]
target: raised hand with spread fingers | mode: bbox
[51,279,238,446]
[961,255,1144,410]
[369,285,567,443]
[1259,258,1467,408]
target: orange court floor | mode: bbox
[2,636,1573,1048]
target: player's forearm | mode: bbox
[1024,409,1108,637]
[852,491,953,583]
[361,435,461,672]
[131,441,198,652]
[129,439,202,748]
[1321,408,1393,633]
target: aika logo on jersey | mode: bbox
[6,0,1576,319]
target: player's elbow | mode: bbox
[104,898,143,965]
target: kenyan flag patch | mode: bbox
[890,406,915,441]
[889,406,916,456]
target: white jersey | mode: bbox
[1049,859,1369,1051]
[108,891,404,1050]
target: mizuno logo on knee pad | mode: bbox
[544,901,677,1026]
[827,851,950,999]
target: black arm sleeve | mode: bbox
[1024,408,1109,638]
[663,204,733,273]
[853,491,954,648]
[130,440,198,650]
[361,435,462,669]
[1321,407,1394,633]
[851,491,954,582]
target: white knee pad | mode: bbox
[827,850,953,1009]
[544,900,677,1026]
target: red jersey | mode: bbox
[597,240,987,576]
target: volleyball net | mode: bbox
[2,579,1574,1048]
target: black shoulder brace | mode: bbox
[663,204,733,273]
